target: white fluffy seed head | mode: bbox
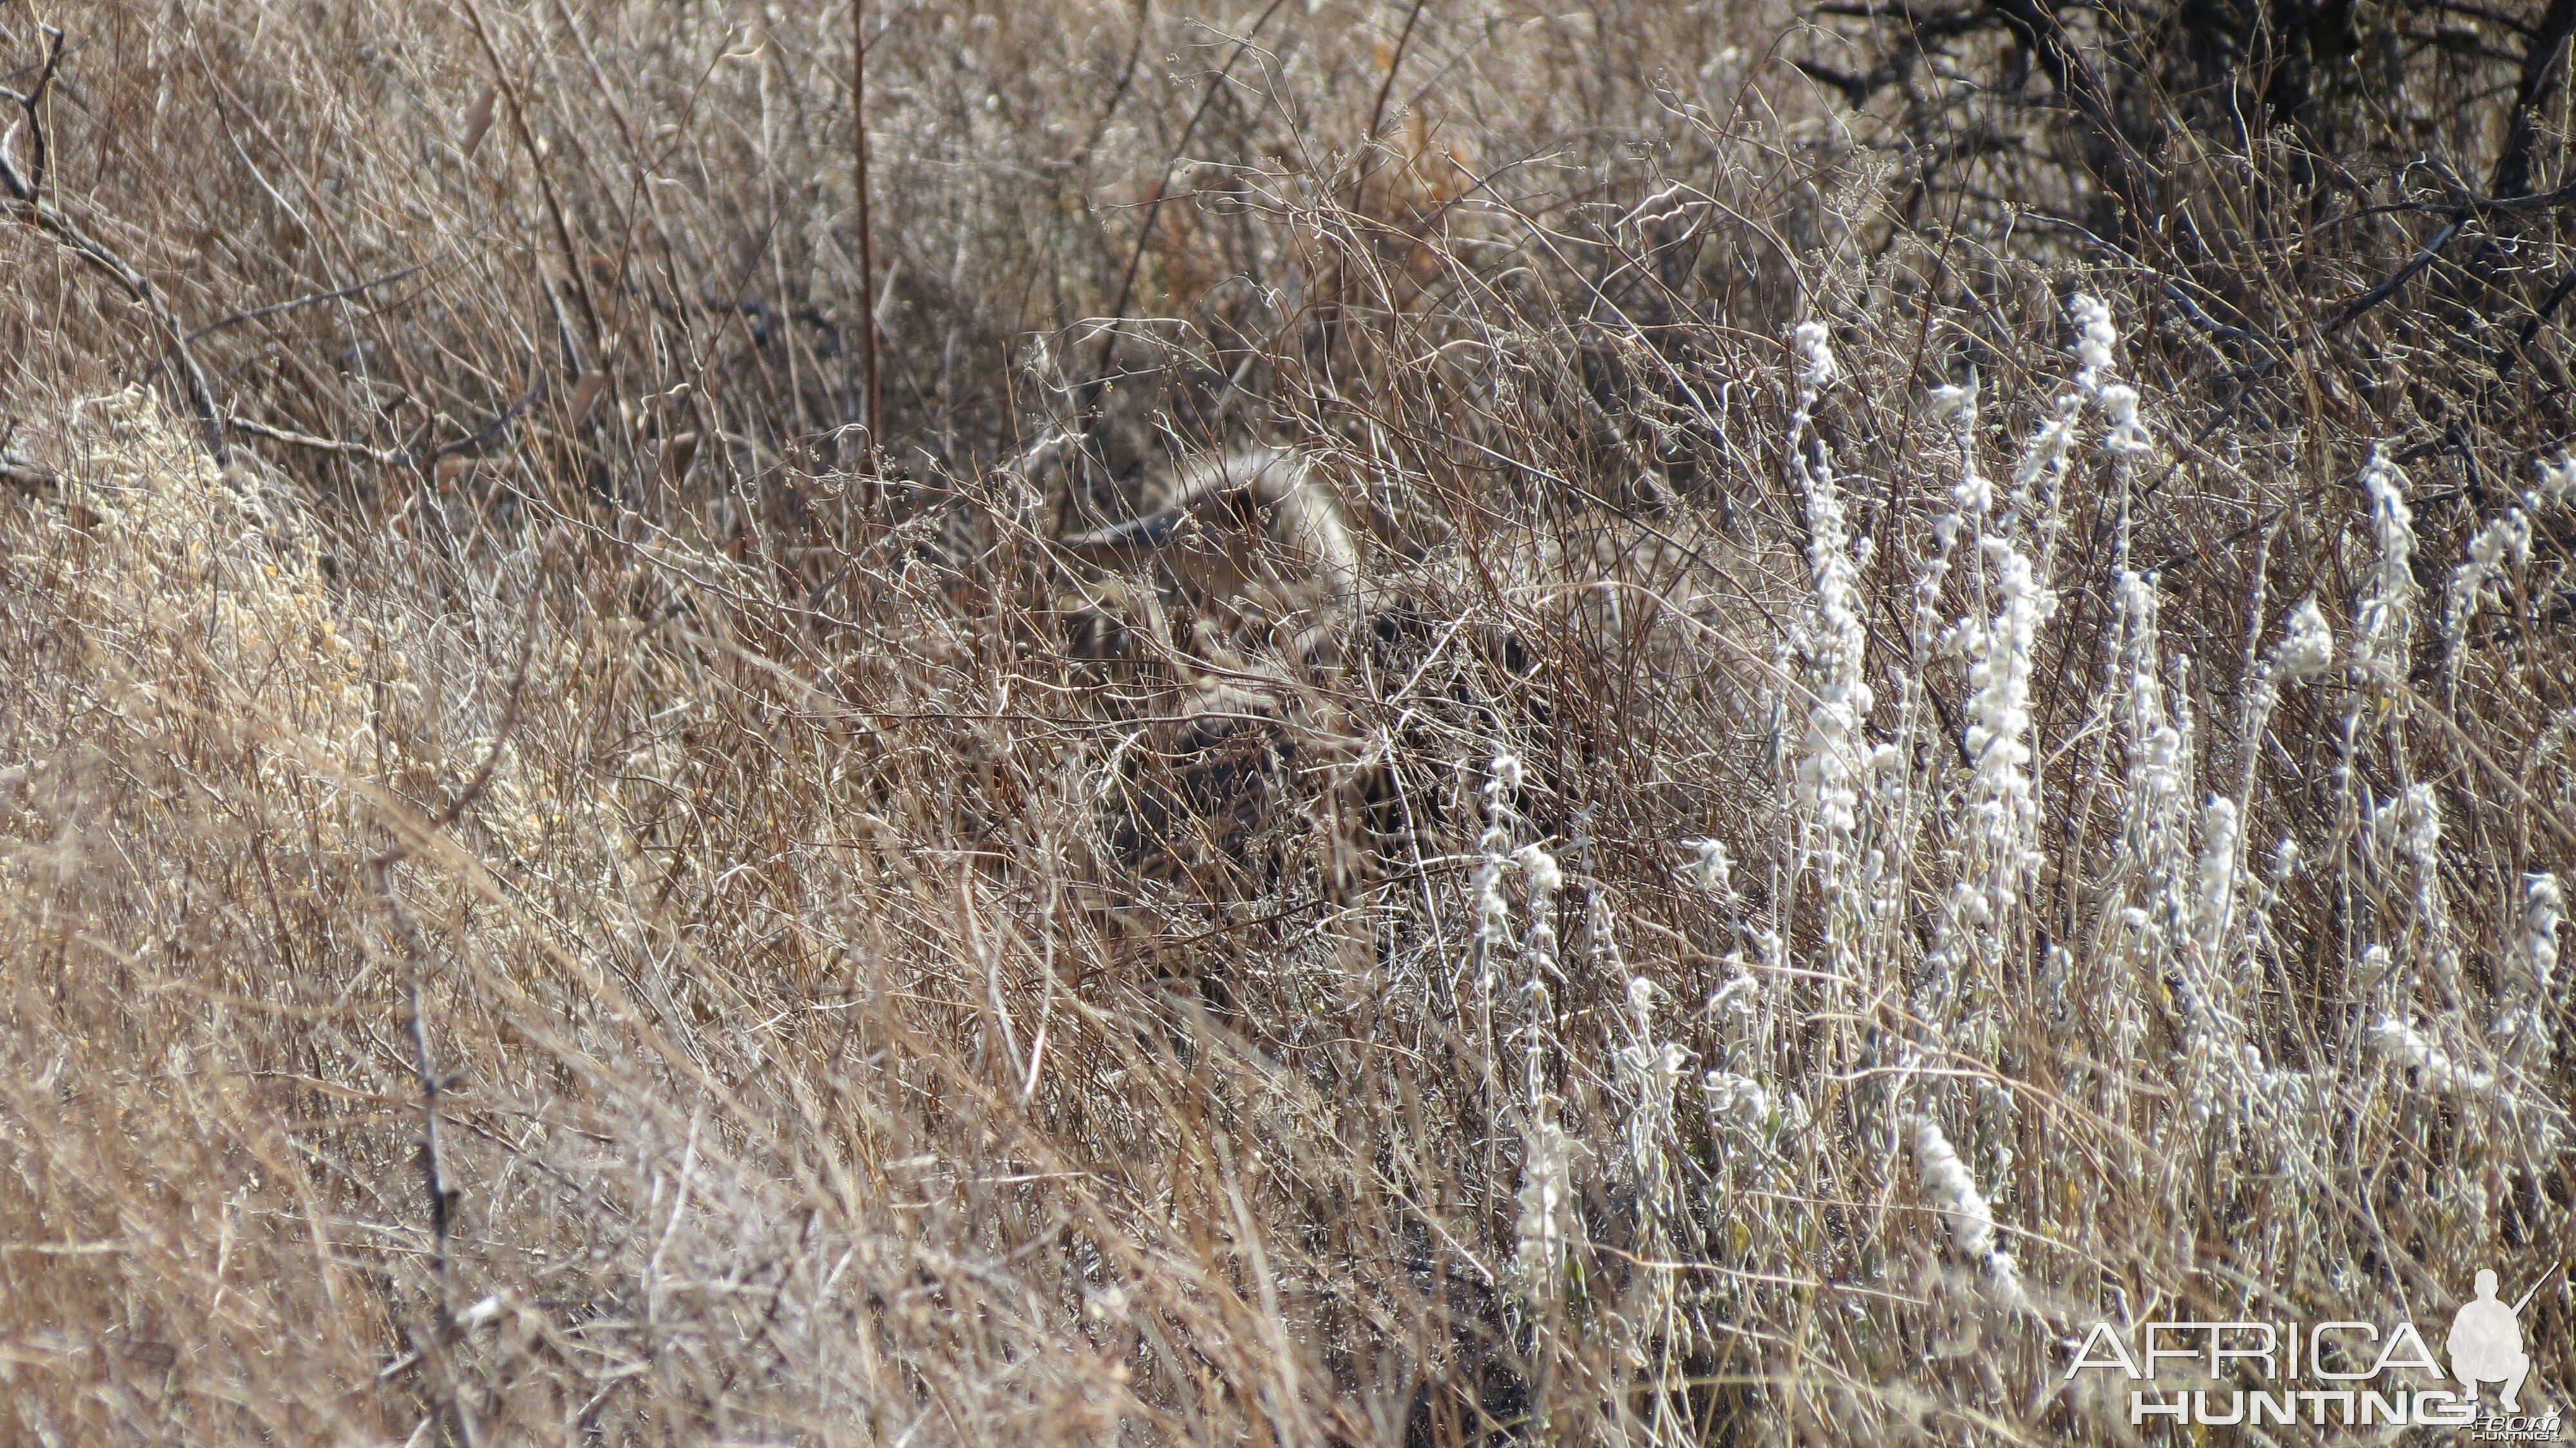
[2497,873,2565,1069]
[1682,837,1735,899]
[1703,1071,1772,1134]
[2354,447,2418,684]
[2271,835,2302,882]
[2445,510,2532,669]
[2369,1014,2494,1093]
[2271,598,2333,680]
[2520,873,2562,992]
[1958,538,2053,885]
[2534,455,2576,508]
[2097,383,2154,455]
[2524,876,2566,964]
[1792,433,1875,843]
[2195,795,2240,940]
[1791,321,1837,391]
[2014,414,2076,490]
[1513,842,1564,897]
[1514,1121,1577,1291]
[1627,974,1657,1027]
[1908,1109,2032,1314]
[2370,783,2441,867]
[1908,1114,1998,1261]
[2069,294,2117,376]
[2356,942,2397,997]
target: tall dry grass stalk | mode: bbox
[4,1,2572,1443]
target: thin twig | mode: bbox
[226,372,544,473]
[1,196,230,466]
[185,261,435,346]
[853,0,882,491]
[1081,0,1293,426]
[1073,0,1151,171]
[357,538,546,1445]
[227,415,410,468]
[376,564,545,873]
[140,260,436,388]
[2,25,227,465]
[1363,0,1427,153]
[429,371,551,465]
[457,0,601,345]
[368,864,481,1448]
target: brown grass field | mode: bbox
[3,1,2573,1442]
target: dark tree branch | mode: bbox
[1793,59,1881,108]
[0,23,64,202]
[1363,0,1428,149]
[1980,0,2151,193]
[2491,0,2576,199]
[2494,268,2576,388]
[2321,218,2466,334]
[2416,0,2538,39]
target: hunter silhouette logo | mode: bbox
[2452,1268,2538,1412]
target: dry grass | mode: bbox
[3,1,2573,1443]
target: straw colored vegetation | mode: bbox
[2,0,2571,1442]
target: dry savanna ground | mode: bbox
[3,0,2573,1443]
